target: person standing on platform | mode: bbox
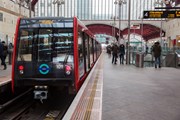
[0,41,4,69]
[1,41,8,70]
[145,45,149,55]
[111,43,119,64]
[152,41,161,68]
[106,44,112,58]
[119,44,125,64]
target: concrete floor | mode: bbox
[102,53,180,120]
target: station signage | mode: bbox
[143,10,180,18]
[130,24,140,29]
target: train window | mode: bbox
[38,29,53,62]
[78,31,85,78]
[89,38,93,66]
[95,41,98,58]
[17,28,73,63]
[52,29,73,63]
[67,55,74,62]
[18,29,33,61]
[93,40,97,60]
[84,34,90,71]
[65,22,73,27]
[91,39,94,62]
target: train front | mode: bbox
[12,18,75,101]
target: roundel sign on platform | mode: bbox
[38,64,50,75]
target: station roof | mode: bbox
[87,24,165,41]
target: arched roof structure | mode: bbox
[122,24,165,41]
[86,24,121,38]
[87,24,165,41]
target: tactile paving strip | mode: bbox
[70,55,103,120]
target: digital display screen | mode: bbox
[143,10,180,18]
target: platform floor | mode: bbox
[0,64,11,86]
[102,53,180,120]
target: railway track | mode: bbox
[0,88,75,120]
[0,88,33,113]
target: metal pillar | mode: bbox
[118,4,121,42]
[141,18,143,51]
[57,4,60,16]
[114,0,126,43]
[29,0,32,18]
[127,0,131,64]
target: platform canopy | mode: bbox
[87,24,165,41]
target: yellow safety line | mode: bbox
[83,60,103,119]
[70,54,103,120]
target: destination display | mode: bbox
[143,10,180,18]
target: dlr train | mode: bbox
[12,17,101,101]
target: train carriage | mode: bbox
[12,17,101,100]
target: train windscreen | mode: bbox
[17,28,73,62]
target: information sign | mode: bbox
[143,10,180,18]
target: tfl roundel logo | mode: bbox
[38,64,50,75]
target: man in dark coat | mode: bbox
[0,41,8,70]
[111,43,119,64]
[152,41,161,68]
[0,41,3,62]
[119,44,125,64]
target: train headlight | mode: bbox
[19,70,24,74]
[65,65,71,75]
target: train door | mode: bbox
[31,28,53,78]
[93,40,97,61]
[89,38,94,67]
[84,34,90,72]
[78,31,85,78]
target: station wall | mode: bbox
[0,0,30,45]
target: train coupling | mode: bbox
[34,86,48,103]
